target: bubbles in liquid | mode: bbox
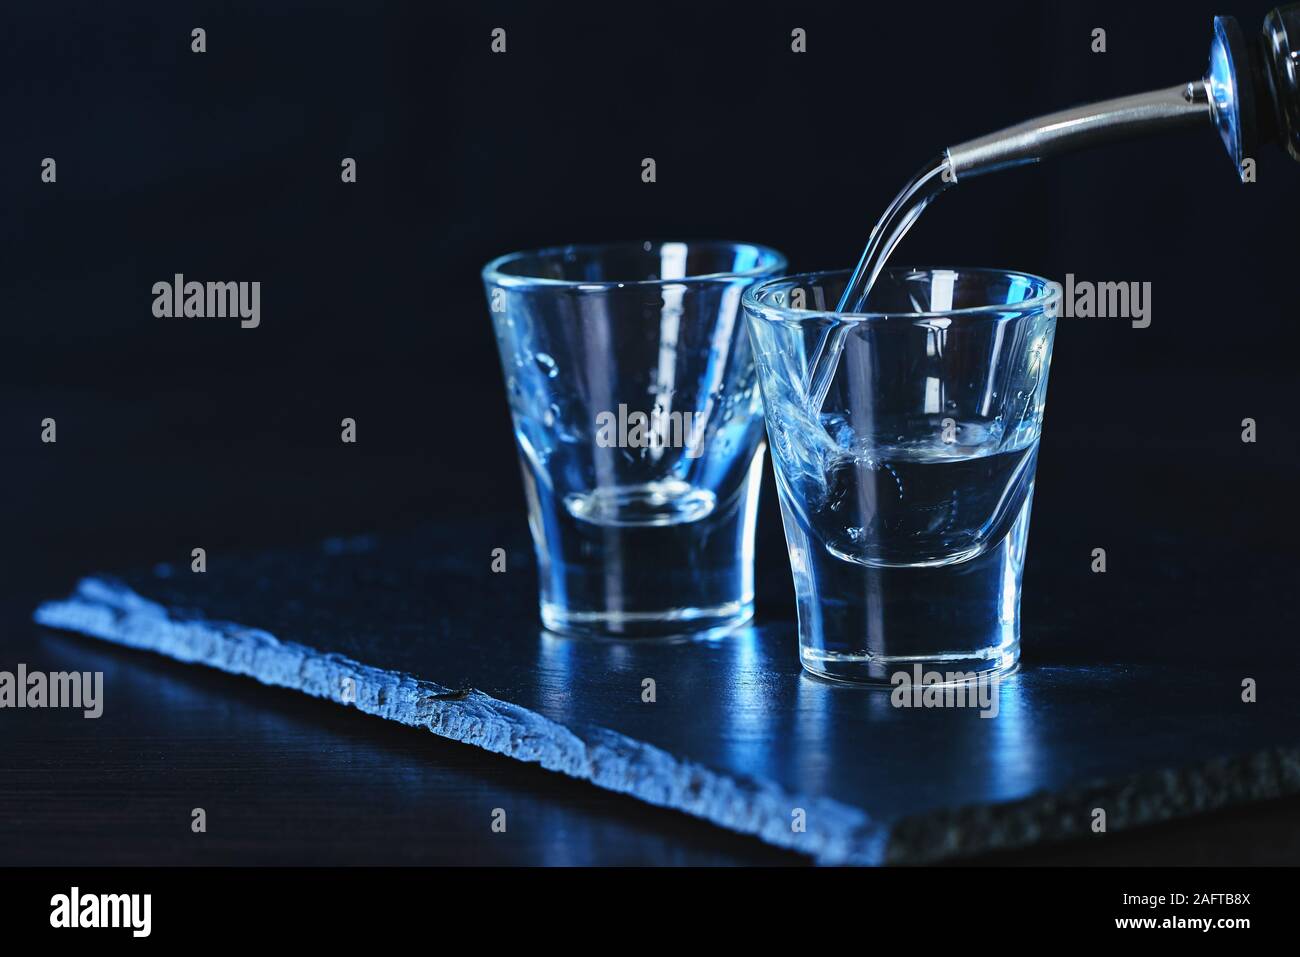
[535,352,558,377]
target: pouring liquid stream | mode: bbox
[807,155,954,413]
[804,2,1300,415]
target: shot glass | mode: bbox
[743,268,1056,682]
[484,240,787,639]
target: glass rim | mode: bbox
[742,266,1057,322]
[481,239,788,290]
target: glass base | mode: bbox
[788,493,1033,687]
[525,451,765,643]
[800,643,1019,686]
[541,600,753,641]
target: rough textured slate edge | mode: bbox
[33,578,887,867]
[35,577,1300,866]
[888,747,1300,863]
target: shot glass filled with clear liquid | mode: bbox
[484,241,786,639]
[743,268,1056,682]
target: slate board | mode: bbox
[33,508,1300,865]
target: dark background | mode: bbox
[2,0,1297,865]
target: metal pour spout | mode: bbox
[945,82,1211,181]
[945,5,1300,184]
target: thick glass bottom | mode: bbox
[524,451,764,642]
[800,642,1019,685]
[788,492,1033,687]
[541,600,754,641]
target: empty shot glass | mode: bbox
[743,268,1057,682]
[484,241,787,639]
